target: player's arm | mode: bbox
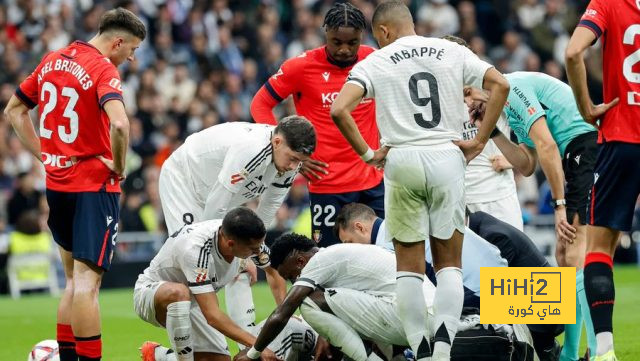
[103,100,129,176]
[4,95,41,160]
[194,291,258,346]
[490,133,537,176]
[264,266,287,305]
[478,68,510,144]
[202,180,235,221]
[251,59,299,125]
[238,285,313,360]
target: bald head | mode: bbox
[371,1,415,48]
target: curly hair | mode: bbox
[269,233,317,269]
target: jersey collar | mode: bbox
[74,40,103,55]
[324,46,358,68]
[371,217,383,244]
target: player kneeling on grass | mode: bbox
[234,234,438,361]
[135,207,281,361]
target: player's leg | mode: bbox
[360,180,385,219]
[46,190,78,361]
[466,192,523,232]
[309,192,348,246]
[225,271,256,335]
[384,147,431,360]
[190,304,231,361]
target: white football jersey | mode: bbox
[166,122,298,225]
[463,113,517,203]
[137,220,243,294]
[347,35,493,147]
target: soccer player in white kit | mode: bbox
[134,207,280,361]
[330,3,510,360]
[235,234,437,361]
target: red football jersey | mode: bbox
[579,0,640,143]
[262,46,382,194]
[16,41,123,192]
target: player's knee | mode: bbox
[73,278,100,299]
[165,283,191,303]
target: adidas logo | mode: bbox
[177,347,192,355]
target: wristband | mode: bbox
[490,127,501,138]
[360,148,374,162]
[247,346,261,359]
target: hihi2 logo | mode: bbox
[480,267,575,324]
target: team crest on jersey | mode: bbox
[313,230,322,243]
[322,72,330,82]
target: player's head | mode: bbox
[220,207,266,259]
[96,8,146,66]
[269,233,318,282]
[371,1,415,48]
[272,115,316,173]
[333,203,378,244]
[323,2,366,66]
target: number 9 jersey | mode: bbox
[15,40,124,192]
[579,0,640,144]
[346,36,493,147]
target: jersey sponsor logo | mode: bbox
[512,87,532,108]
[231,172,246,184]
[321,92,339,105]
[242,177,267,198]
[322,72,330,82]
[42,152,74,168]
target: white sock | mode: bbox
[432,267,463,360]
[225,272,257,337]
[596,331,614,356]
[166,301,194,361]
[300,299,372,361]
[154,345,177,361]
[396,271,430,361]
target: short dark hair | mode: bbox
[99,7,147,40]
[372,1,412,27]
[441,35,471,49]
[275,115,316,156]
[269,233,316,269]
[221,207,266,243]
[333,203,377,239]
[323,2,367,31]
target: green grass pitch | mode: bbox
[2,266,639,360]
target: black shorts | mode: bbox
[309,181,384,247]
[587,141,640,232]
[46,190,120,271]
[562,131,598,224]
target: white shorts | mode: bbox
[384,145,466,242]
[321,288,408,347]
[133,278,230,355]
[159,157,204,235]
[466,192,523,231]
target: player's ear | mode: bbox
[354,221,365,233]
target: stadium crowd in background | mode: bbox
[0,0,637,245]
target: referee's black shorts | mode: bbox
[562,131,598,225]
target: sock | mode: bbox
[432,267,463,360]
[225,272,256,336]
[75,335,101,361]
[577,269,597,358]
[300,299,374,361]
[584,253,615,356]
[396,271,431,360]
[166,301,194,361]
[560,274,582,361]
[155,345,177,361]
[57,323,77,361]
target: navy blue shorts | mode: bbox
[46,190,120,271]
[309,181,385,247]
[587,141,640,232]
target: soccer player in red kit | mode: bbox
[565,1,640,360]
[251,3,383,247]
[3,8,145,361]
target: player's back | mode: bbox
[17,41,124,192]
[580,0,640,143]
[349,36,491,147]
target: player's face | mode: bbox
[325,27,362,63]
[338,222,370,244]
[277,254,308,282]
[230,237,264,259]
[273,137,309,173]
[111,35,141,66]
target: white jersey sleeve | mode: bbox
[218,142,273,193]
[346,63,375,98]
[174,224,219,295]
[461,46,493,89]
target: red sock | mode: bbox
[56,323,77,361]
[75,335,101,361]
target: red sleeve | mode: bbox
[96,65,123,108]
[250,85,279,125]
[263,55,305,102]
[16,64,42,109]
[578,0,608,40]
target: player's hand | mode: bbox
[583,98,619,128]
[554,207,577,244]
[96,155,125,180]
[314,337,334,361]
[243,260,258,286]
[490,155,513,172]
[301,159,329,181]
[259,348,282,361]
[367,146,390,169]
[453,139,485,163]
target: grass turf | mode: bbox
[1,266,639,360]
